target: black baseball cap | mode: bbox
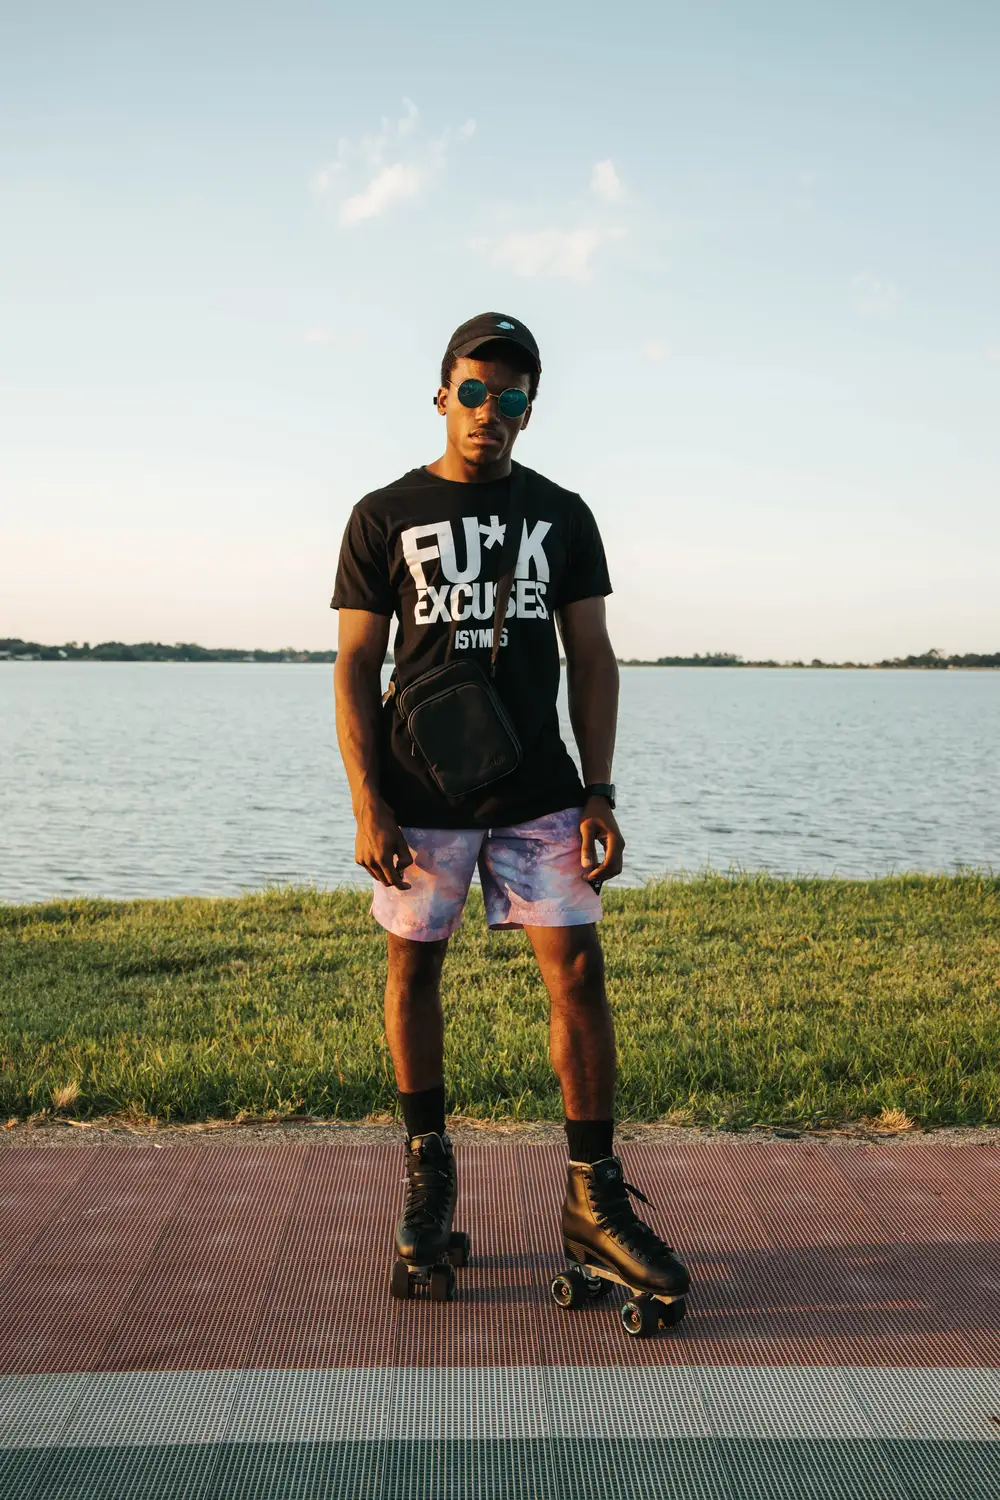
[444,311,541,373]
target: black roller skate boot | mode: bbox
[551,1155,690,1338]
[390,1131,471,1303]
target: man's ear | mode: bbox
[520,404,532,431]
[434,386,448,415]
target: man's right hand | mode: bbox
[355,798,414,889]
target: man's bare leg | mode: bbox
[385,932,449,1137]
[524,923,616,1128]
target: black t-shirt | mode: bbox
[332,460,612,829]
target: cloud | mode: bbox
[341,162,423,226]
[851,271,901,315]
[590,159,623,202]
[393,97,420,140]
[312,99,474,228]
[480,226,625,283]
[358,97,419,161]
[642,340,668,362]
[985,346,1000,363]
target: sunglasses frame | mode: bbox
[454,378,530,420]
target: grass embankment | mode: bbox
[1,876,997,1130]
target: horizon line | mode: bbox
[3,638,999,670]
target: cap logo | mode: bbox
[496,320,515,329]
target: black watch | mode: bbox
[584,782,616,809]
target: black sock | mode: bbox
[400,1084,446,1141]
[565,1118,615,1163]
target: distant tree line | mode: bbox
[0,639,338,663]
[618,648,1000,669]
[3,640,999,669]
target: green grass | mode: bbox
[1,876,998,1129]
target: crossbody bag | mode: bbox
[386,467,525,801]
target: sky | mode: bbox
[1,0,998,660]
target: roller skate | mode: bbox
[389,1131,471,1303]
[551,1155,690,1338]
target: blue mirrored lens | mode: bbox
[457,379,488,408]
[498,388,529,419]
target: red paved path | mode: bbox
[2,1140,997,1377]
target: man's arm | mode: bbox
[334,608,413,889]
[556,596,625,886]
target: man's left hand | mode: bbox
[580,796,625,889]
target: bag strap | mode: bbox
[489,463,524,677]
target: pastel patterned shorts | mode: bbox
[371,805,603,942]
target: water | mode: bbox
[1,663,997,902]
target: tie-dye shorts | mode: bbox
[371,805,603,942]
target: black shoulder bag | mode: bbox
[388,468,524,801]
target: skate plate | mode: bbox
[551,1258,687,1337]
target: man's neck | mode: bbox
[426,449,513,484]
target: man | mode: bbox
[333,313,688,1325]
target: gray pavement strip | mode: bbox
[2,1365,999,1450]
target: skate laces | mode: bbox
[591,1169,674,1254]
[403,1141,452,1229]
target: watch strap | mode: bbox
[584,782,616,808]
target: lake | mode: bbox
[1,663,997,903]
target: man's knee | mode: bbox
[547,929,606,1007]
[387,932,449,993]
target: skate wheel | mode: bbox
[658,1297,686,1328]
[390,1260,413,1300]
[621,1295,660,1338]
[448,1231,471,1268]
[551,1267,588,1310]
[429,1263,456,1302]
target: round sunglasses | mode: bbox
[455,378,529,419]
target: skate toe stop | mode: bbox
[658,1297,686,1328]
[447,1231,471,1267]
